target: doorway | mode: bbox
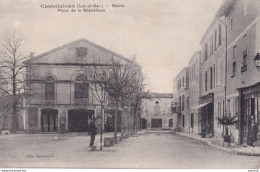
[41,108,58,132]
[169,119,173,128]
[151,118,162,128]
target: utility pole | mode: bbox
[218,17,228,137]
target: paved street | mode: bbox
[0,131,259,168]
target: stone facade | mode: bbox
[22,38,136,133]
[187,52,201,134]
[141,93,176,129]
[173,68,188,132]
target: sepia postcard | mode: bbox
[0,0,260,171]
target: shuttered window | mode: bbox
[75,83,89,98]
[45,83,55,101]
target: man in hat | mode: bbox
[88,117,97,148]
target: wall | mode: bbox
[142,97,176,129]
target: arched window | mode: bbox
[75,75,89,99]
[45,74,55,102]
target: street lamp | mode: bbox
[254,53,260,71]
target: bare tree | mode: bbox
[130,72,150,133]
[0,30,27,131]
[88,75,108,151]
[85,55,140,142]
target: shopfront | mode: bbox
[238,82,260,145]
[198,93,214,136]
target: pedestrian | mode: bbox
[88,117,97,149]
[247,115,257,147]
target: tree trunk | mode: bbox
[134,110,136,133]
[12,101,18,132]
[128,106,130,136]
[120,104,124,139]
[114,99,118,143]
[100,103,104,151]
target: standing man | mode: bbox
[248,115,257,147]
[88,117,97,148]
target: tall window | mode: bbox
[179,96,181,111]
[230,18,233,30]
[213,64,216,88]
[154,101,160,115]
[182,95,185,111]
[45,75,55,102]
[187,97,190,110]
[233,45,236,59]
[204,43,208,61]
[219,24,222,46]
[182,115,185,127]
[205,71,208,92]
[214,29,217,50]
[210,67,213,90]
[191,113,194,128]
[75,75,89,99]
[210,36,213,55]
[232,61,236,76]
[242,49,248,72]
[218,102,222,128]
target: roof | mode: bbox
[23,38,133,65]
[188,51,201,65]
[173,66,188,81]
[146,92,173,98]
[199,0,237,44]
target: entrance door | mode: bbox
[151,118,162,128]
[141,118,147,129]
[191,113,194,128]
[68,109,94,132]
[41,109,58,132]
[169,119,173,128]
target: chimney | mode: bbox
[30,52,34,58]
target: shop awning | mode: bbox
[194,102,211,110]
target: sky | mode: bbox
[0,0,223,93]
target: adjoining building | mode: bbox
[173,0,260,146]
[22,38,138,133]
[172,68,188,132]
[187,51,201,135]
[221,0,260,144]
[141,93,175,129]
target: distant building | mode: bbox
[141,92,175,129]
